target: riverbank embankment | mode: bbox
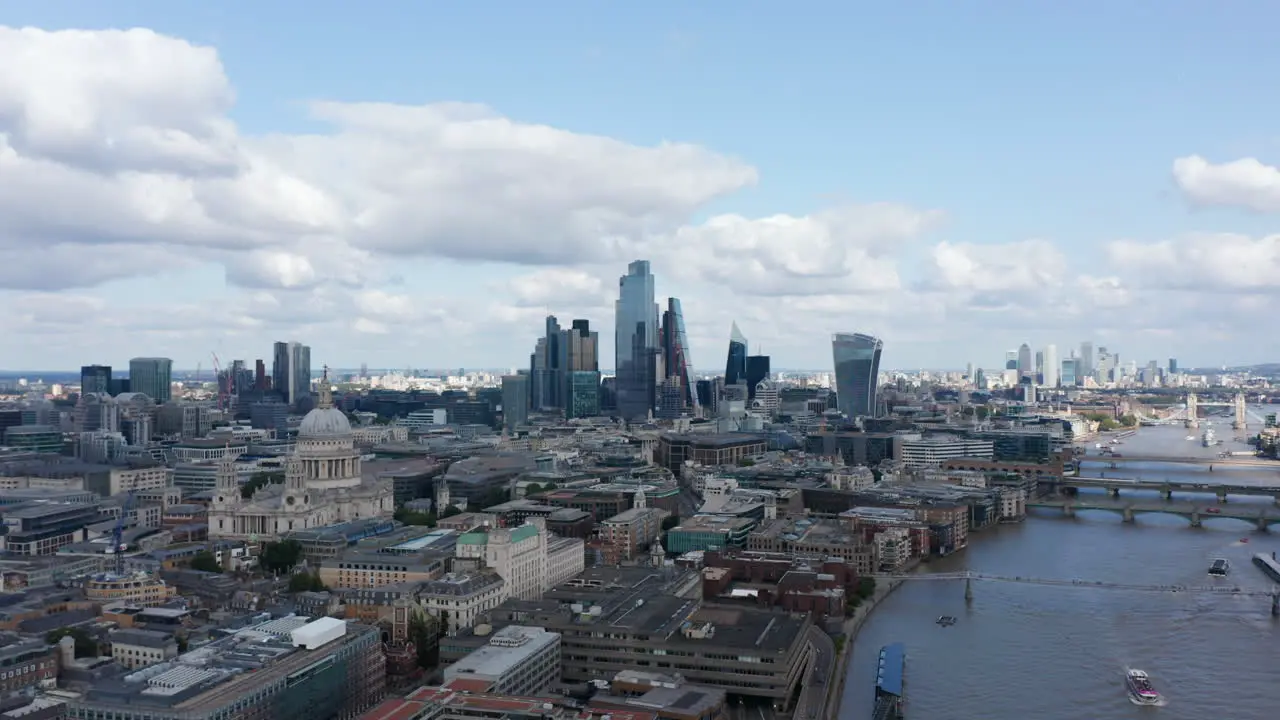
[823,577,903,720]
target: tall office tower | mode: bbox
[530,316,562,410]
[725,322,748,386]
[1061,358,1078,387]
[832,333,883,418]
[562,319,601,419]
[745,355,771,400]
[501,374,531,430]
[659,298,699,413]
[1004,350,1018,370]
[965,362,974,380]
[1079,341,1094,383]
[1034,350,1044,378]
[128,357,173,403]
[225,360,253,397]
[80,365,112,396]
[1016,343,1032,381]
[1043,344,1059,388]
[615,260,659,421]
[255,359,268,390]
[1168,358,1178,374]
[271,341,311,406]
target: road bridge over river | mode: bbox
[869,571,1280,615]
[1028,496,1280,531]
[1049,477,1280,504]
[1078,453,1280,469]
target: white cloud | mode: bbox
[0,25,1275,369]
[1173,155,1280,213]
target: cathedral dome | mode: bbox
[298,406,352,438]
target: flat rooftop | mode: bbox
[444,625,558,681]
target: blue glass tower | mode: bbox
[615,260,659,421]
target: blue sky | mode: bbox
[2,1,1278,371]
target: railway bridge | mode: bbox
[1047,477,1280,504]
[1028,496,1280,531]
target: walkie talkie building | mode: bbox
[832,332,883,418]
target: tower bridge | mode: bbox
[1135,393,1267,430]
[870,570,1280,616]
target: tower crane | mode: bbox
[210,352,227,411]
[108,483,137,576]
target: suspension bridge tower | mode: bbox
[1184,393,1199,429]
[1233,393,1248,430]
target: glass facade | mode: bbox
[831,333,883,418]
[566,371,601,419]
[128,357,173,403]
[661,298,699,413]
[615,261,659,421]
[745,355,770,400]
[724,322,748,386]
[501,374,530,429]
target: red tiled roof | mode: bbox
[356,699,427,720]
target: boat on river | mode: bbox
[1125,669,1161,705]
[1208,558,1230,576]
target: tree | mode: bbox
[394,507,437,527]
[736,457,756,467]
[856,576,877,600]
[241,472,285,500]
[189,551,223,573]
[975,406,991,420]
[259,539,303,574]
[478,488,509,509]
[408,611,440,669]
[440,505,462,519]
[524,483,543,495]
[46,627,97,658]
[661,514,680,532]
[287,571,327,593]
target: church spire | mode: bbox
[318,365,333,409]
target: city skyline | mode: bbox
[3,5,1280,370]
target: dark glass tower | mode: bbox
[615,260,659,421]
[745,355,770,400]
[80,365,112,396]
[660,298,699,413]
[832,333,883,418]
[724,322,748,386]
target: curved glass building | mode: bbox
[832,333,883,418]
[724,322,748,386]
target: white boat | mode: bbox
[1202,428,1216,447]
[1125,669,1161,705]
[1185,435,1195,441]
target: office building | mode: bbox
[501,375,530,430]
[272,341,312,407]
[81,365,113,396]
[615,261,660,421]
[565,370,601,419]
[561,318,599,404]
[1168,358,1178,374]
[443,625,560,696]
[657,298,698,415]
[831,333,883,418]
[1004,350,1017,370]
[1079,341,1094,383]
[1061,358,1078,387]
[531,316,562,410]
[128,358,173,403]
[65,617,385,720]
[1043,344,1059,388]
[745,355,770,401]
[1016,344,1032,381]
[724,322,748,387]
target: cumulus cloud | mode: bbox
[1173,155,1280,213]
[0,24,1275,368]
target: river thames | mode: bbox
[838,415,1280,720]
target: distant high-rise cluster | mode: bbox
[528,317,601,422]
[975,338,1181,392]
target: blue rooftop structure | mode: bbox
[876,643,904,697]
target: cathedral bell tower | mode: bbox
[436,480,451,513]
[283,456,307,511]
[214,456,237,508]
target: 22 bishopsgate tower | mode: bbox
[615,261,660,421]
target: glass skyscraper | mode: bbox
[615,260,659,421]
[128,357,173,403]
[831,333,883,418]
[724,322,748,386]
[660,298,698,413]
[501,374,530,430]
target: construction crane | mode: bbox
[210,352,227,411]
[108,486,137,576]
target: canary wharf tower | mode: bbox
[615,260,660,421]
[832,332,883,418]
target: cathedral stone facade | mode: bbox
[209,380,394,540]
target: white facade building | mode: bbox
[454,518,584,600]
[900,437,995,468]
